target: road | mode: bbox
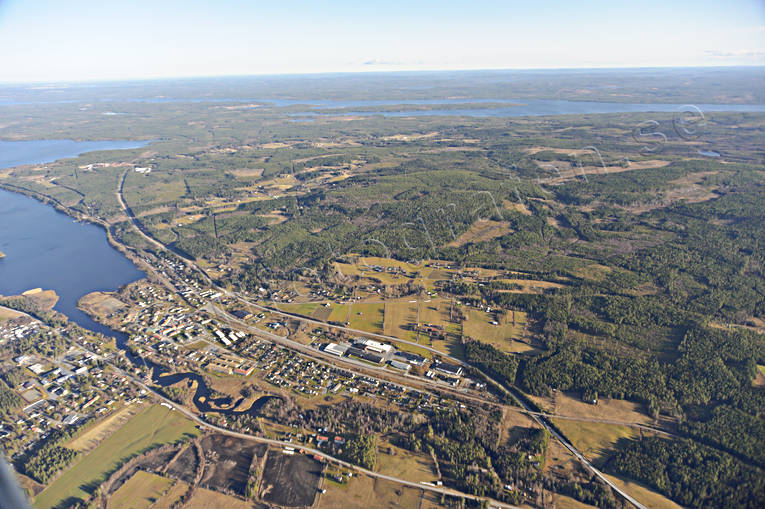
[116,173,649,509]
[118,367,521,509]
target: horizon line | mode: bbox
[2,64,764,87]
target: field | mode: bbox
[382,300,418,341]
[0,305,25,322]
[462,307,532,354]
[603,474,684,509]
[107,470,174,509]
[68,404,144,452]
[183,486,257,509]
[199,434,263,496]
[317,473,426,509]
[78,291,126,316]
[35,405,199,509]
[375,442,437,482]
[550,419,638,465]
[259,451,323,507]
[347,302,385,333]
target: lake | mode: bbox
[0,139,149,338]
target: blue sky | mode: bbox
[0,0,763,82]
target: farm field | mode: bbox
[35,405,199,509]
[603,474,684,509]
[375,442,437,483]
[317,472,426,509]
[550,419,638,465]
[68,404,145,452]
[107,470,174,509]
[462,307,531,354]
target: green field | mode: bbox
[35,405,199,509]
[347,302,385,333]
[107,470,174,509]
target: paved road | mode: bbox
[119,368,521,509]
[116,176,648,509]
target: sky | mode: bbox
[0,0,764,82]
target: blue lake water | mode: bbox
[0,140,149,338]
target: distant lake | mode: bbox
[290,99,765,117]
[2,96,765,117]
[0,139,149,169]
[0,140,149,338]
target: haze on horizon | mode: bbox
[0,0,764,83]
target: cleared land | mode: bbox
[35,405,199,509]
[376,442,437,483]
[68,404,144,452]
[550,419,638,465]
[107,470,174,509]
[259,452,322,507]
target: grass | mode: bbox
[462,307,531,353]
[758,364,765,376]
[347,302,385,333]
[603,473,684,509]
[382,301,418,341]
[107,470,174,509]
[35,405,199,509]
[318,472,425,509]
[375,442,436,482]
[67,403,144,452]
[551,419,637,465]
[182,487,254,509]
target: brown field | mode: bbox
[228,168,264,178]
[107,470,174,509]
[554,493,598,508]
[79,291,126,316]
[462,307,532,353]
[376,442,437,482]
[183,487,255,509]
[382,301,418,341]
[543,392,657,427]
[0,305,25,322]
[446,219,512,247]
[317,473,427,509]
[604,474,684,509]
[19,288,58,310]
[551,419,638,465]
[68,403,144,452]
[151,481,188,509]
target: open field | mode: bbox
[68,404,144,452]
[0,305,25,322]
[79,291,126,316]
[446,219,512,247]
[35,405,199,509]
[107,470,174,509]
[603,474,684,509]
[550,419,638,465]
[347,302,385,333]
[199,434,263,496]
[317,473,425,509]
[531,391,655,427]
[260,451,322,507]
[376,441,437,483]
[553,493,598,508]
[382,300,418,341]
[462,307,532,353]
[183,486,257,509]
